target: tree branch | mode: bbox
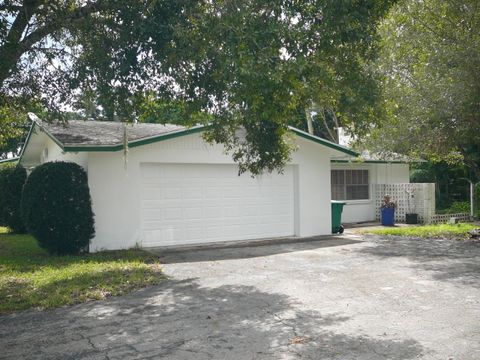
[19,1,107,52]
[0,1,107,87]
[0,5,24,12]
[319,107,337,143]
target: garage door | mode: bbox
[140,163,295,247]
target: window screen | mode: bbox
[331,170,369,200]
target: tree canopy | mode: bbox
[1,0,395,173]
[361,0,480,179]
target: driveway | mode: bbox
[1,234,480,359]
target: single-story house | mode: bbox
[18,116,412,251]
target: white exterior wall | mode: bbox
[86,134,332,251]
[20,127,88,169]
[331,162,410,223]
[43,136,88,168]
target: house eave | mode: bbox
[331,159,424,164]
[18,115,360,162]
[288,127,359,157]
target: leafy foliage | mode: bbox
[1,0,396,174]
[21,162,94,255]
[437,202,470,215]
[362,0,480,178]
[410,162,472,211]
[0,99,40,159]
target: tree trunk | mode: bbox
[0,1,39,87]
[319,107,338,143]
[305,108,314,135]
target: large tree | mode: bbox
[1,0,395,173]
[362,0,480,179]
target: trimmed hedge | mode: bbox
[0,164,27,233]
[21,161,95,255]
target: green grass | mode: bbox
[363,223,477,239]
[0,227,163,314]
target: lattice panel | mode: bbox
[430,213,471,224]
[373,183,436,224]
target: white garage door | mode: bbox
[140,163,295,247]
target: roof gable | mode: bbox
[288,127,359,157]
[20,115,359,161]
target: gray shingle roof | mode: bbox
[25,115,358,157]
[40,120,187,147]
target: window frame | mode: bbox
[331,169,370,201]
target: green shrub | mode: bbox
[410,168,434,183]
[437,201,470,214]
[0,164,27,233]
[21,162,95,255]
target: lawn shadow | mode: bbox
[152,236,362,264]
[357,234,480,288]
[1,277,424,359]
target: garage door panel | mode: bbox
[140,163,295,246]
[183,188,202,200]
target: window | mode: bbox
[331,169,369,200]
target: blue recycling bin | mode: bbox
[381,207,395,226]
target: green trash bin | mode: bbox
[331,200,346,234]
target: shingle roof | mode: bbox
[40,120,187,147]
[23,115,359,157]
[331,150,424,164]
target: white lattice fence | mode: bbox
[430,213,471,224]
[373,183,436,224]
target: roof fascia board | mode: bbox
[331,159,421,164]
[62,125,206,152]
[18,120,37,165]
[288,127,359,157]
[127,125,206,149]
[38,123,66,151]
[20,117,359,158]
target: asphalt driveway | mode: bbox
[1,234,479,359]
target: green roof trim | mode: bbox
[19,116,360,160]
[39,123,67,150]
[25,120,207,153]
[61,126,206,152]
[331,159,421,164]
[18,120,37,165]
[288,127,359,157]
[63,125,203,152]
[127,125,205,149]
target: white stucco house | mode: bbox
[18,116,412,251]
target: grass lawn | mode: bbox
[0,227,163,314]
[363,223,478,239]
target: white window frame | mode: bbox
[331,169,370,201]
